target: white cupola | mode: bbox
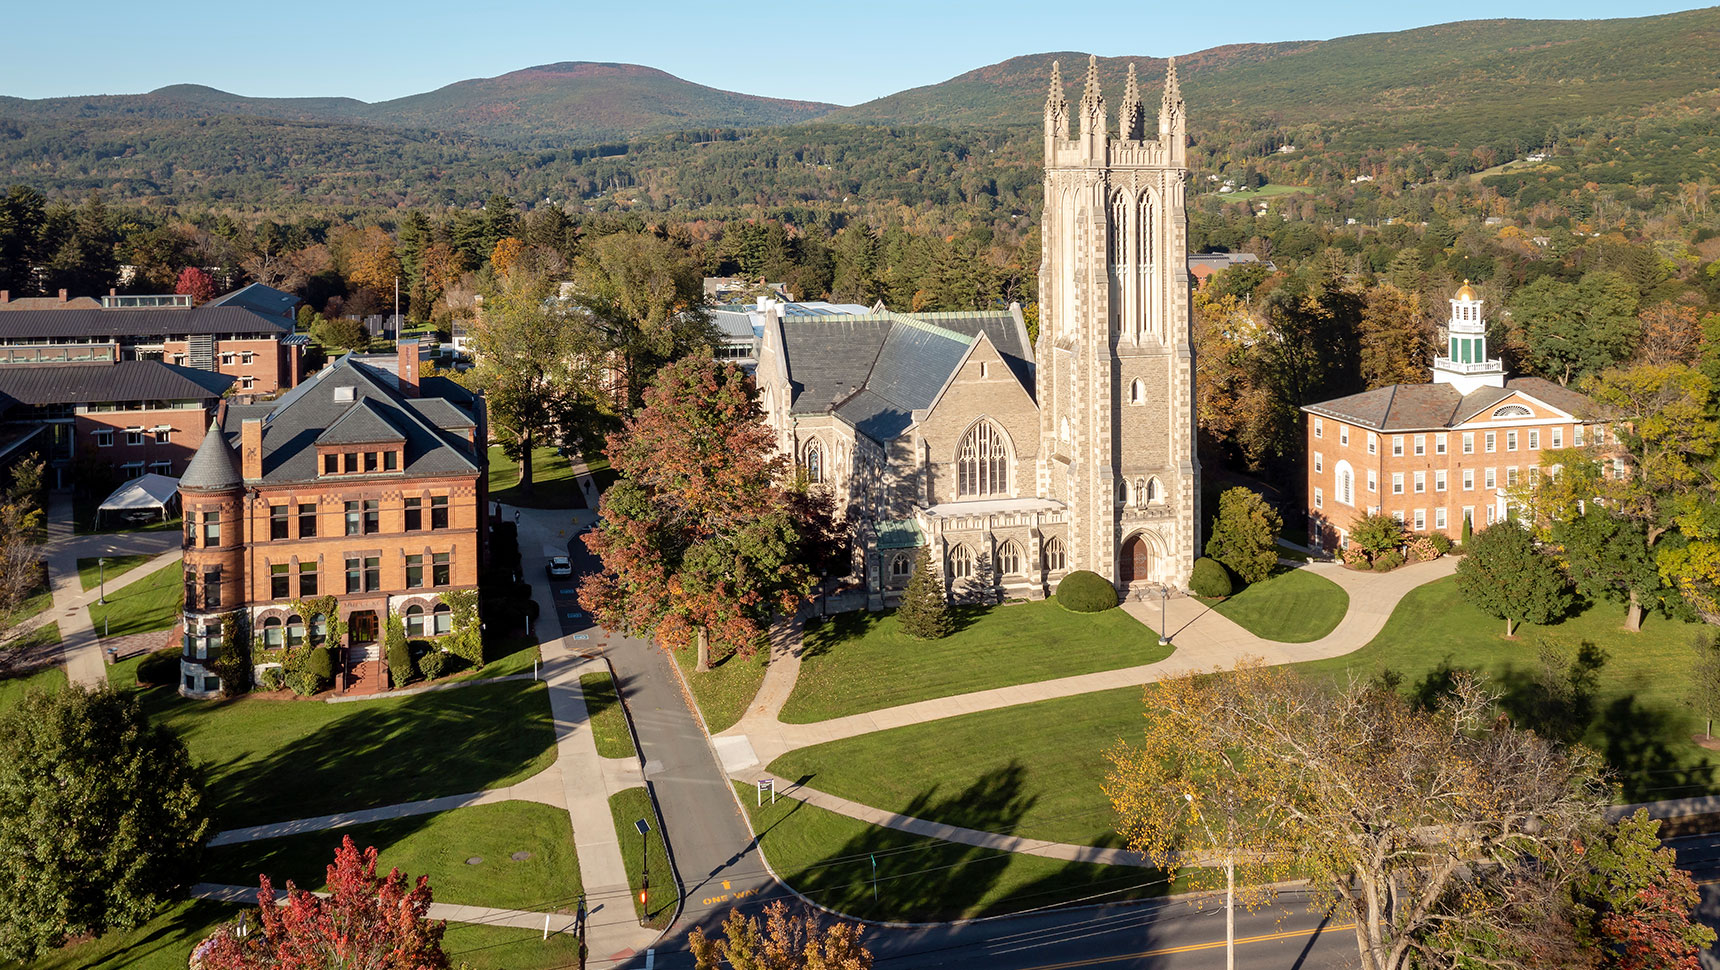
[1431,280,1505,394]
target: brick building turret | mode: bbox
[178,415,246,697]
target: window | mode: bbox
[1368,433,1378,455]
[364,557,380,592]
[948,545,974,580]
[262,617,283,648]
[1492,404,1532,419]
[309,614,327,645]
[1367,469,1377,493]
[154,428,171,444]
[149,460,171,476]
[299,561,318,597]
[405,497,422,531]
[1145,477,1160,503]
[1414,434,1426,456]
[1528,430,1540,450]
[1551,428,1563,448]
[126,428,144,446]
[299,503,316,537]
[93,429,113,447]
[1339,425,1349,446]
[1435,470,1447,492]
[1314,417,1323,439]
[270,564,289,600]
[270,505,289,540]
[1436,434,1447,455]
[430,496,448,530]
[1392,435,1404,457]
[1485,432,1496,453]
[957,421,1010,497]
[1574,425,1585,447]
[406,555,424,588]
[241,352,254,365]
[1594,426,1606,445]
[1413,471,1425,494]
[1463,469,1475,491]
[202,511,221,545]
[998,541,1023,576]
[1435,508,1447,530]
[406,605,426,637]
[1414,509,1426,531]
[345,502,361,536]
[286,615,305,648]
[804,441,823,483]
[364,451,378,473]
[363,500,379,535]
[324,453,338,475]
[1130,379,1144,404]
[432,603,453,636]
[978,362,989,378]
[384,451,398,471]
[891,554,913,583]
[1463,432,1475,455]
[346,557,361,594]
[1044,537,1067,571]
[221,352,235,366]
[1487,505,1497,525]
[1393,510,1406,523]
[343,452,359,473]
[202,568,221,608]
[1484,468,1497,490]
[1506,467,1519,487]
[1506,430,1518,452]
[1314,452,1323,474]
[1463,507,1474,530]
[1314,487,1323,509]
[1392,472,1404,495]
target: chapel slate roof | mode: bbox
[0,360,233,404]
[0,306,291,340]
[780,308,1030,444]
[180,420,243,492]
[1305,377,1596,431]
[215,354,480,485]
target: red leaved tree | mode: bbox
[193,835,447,970]
[581,357,826,671]
[175,266,217,305]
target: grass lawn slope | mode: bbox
[488,444,595,509]
[78,553,155,591]
[580,670,636,759]
[0,622,63,711]
[780,600,1168,724]
[89,561,183,638]
[203,801,581,912]
[737,782,1173,922]
[675,643,769,734]
[2,900,236,970]
[1211,566,1348,643]
[609,786,678,929]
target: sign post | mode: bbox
[756,778,775,806]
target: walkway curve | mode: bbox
[717,555,1459,771]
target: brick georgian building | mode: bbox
[176,341,487,697]
[1302,282,1605,550]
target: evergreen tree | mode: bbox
[896,548,949,640]
[1456,520,1573,636]
[1204,487,1282,585]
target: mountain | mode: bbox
[0,62,840,143]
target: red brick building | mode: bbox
[1302,283,1603,549]
[176,342,487,698]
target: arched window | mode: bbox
[309,614,327,645]
[1044,536,1067,572]
[405,604,425,637]
[957,420,1010,497]
[1145,477,1160,503]
[1491,404,1532,419]
[890,554,913,583]
[998,541,1024,577]
[1335,459,1355,507]
[432,603,452,636]
[286,615,305,648]
[804,440,824,483]
[948,545,974,580]
[262,616,283,649]
[1130,378,1145,404]
[1118,481,1129,503]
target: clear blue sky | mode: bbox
[2,0,1708,106]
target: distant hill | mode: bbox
[0,62,840,143]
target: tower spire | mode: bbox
[1118,62,1143,140]
[1044,59,1069,140]
[1080,54,1104,119]
[1158,56,1184,136]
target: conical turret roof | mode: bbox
[180,421,241,492]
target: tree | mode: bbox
[1357,283,1432,389]
[1513,273,1639,385]
[565,231,714,408]
[1203,487,1282,585]
[689,901,870,970]
[1569,810,1715,969]
[490,236,525,278]
[1347,511,1404,560]
[1688,630,1720,740]
[0,685,208,962]
[174,266,216,304]
[1552,506,1665,632]
[896,548,949,639]
[581,358,821,672]
[193,835,448,970]
[1635,302,1703,366]
[0,459,44,626]
[1106,663,1612,970]
[1456,520,1573,636]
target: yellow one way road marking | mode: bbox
[1019,923,1358,970]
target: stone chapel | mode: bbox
[753,57,1199,607]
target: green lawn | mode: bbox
[674,641,770,734]
[78,553,156,591]
[136,678,557,829]
[780,601,1168,724]
[488,445,593,510]
[1,899,236,970]
[737,781,1172,922]
[203,801,582,913]
[89,561,183,639]
[444,635,541,683]
[1210,567,1348,643]
[581,670,636,759]
[1,567,52,627]
[610,786,679,929]
[443,923,586,970]
[0,623,64,710]
[1215,183,1318,202]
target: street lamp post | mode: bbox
[1185,793,1234,970]
[98,556,107,605]
[634,818,651,925]
[1158,586,1170,646]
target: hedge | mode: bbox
[1057,570,1119,613]
[1189,557,1234,598]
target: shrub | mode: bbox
[306,646,334,686]
[418,649,450,681]
[1057,569,1119,613]
[287,671,320,697]
[1341,546,1370,568]
[1407,536,1440,562]
[1189,557,1233,598]
[257,667,285,692]
[1349,512,1404,559]
[1374,550,1406,571]
[385,616,412,688]
[1429,532,1454,555]
[136,648,180,687]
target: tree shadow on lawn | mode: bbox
[801,605,988,661]
[143,680,556,830]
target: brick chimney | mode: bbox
[57,289,67,303]
[0,290,8,306]
[397,338,421,398]
[240,419,264,481]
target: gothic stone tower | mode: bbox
[1036,56,1199,590]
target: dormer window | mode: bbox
[334,386,355,403]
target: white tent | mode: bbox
[96,474,181,529]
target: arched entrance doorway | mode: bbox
[1120,534,1155,584]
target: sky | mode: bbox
[1,0,1710,106]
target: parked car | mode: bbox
[547,556,574,579]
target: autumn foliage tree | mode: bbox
[689,901,871,970]
[174,265,216,304]
[1569,810,1715,969]
[194,835,448,970]
[582,358,823,671]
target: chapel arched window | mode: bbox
[957,421,1009,497]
